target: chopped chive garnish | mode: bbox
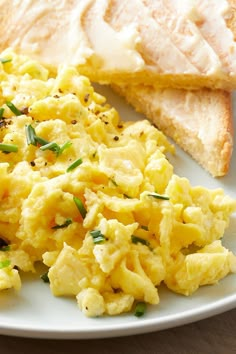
[0,58,12,64]
[40,141,61,155]
[35,136,49,146]
[73,196,87,219]
[25,124,37,146]
[39,141,58,150]
[0,108,4,119]
[6,101,22,116]
[131,235,150,247]
[25,124,49,147]
[0,143,18,153]
[134,302,146,317]
[140,225,149,231]
[0,259,11,269]
[66,157,83,172]
[51,218,73,229]
[59,141,72,154]
[0,245,10,252]
[40,271,50,283]
[90,230,106,244]
[148,192,169,200]
[39,140,71,156]
[25,125,71,156]
[25,125,37,145]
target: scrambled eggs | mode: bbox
[0,49,236,317]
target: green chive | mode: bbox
[0,58,12,64]
[0,259,11,269]
[25,124,37,146]
[0,245,10,252]
[0,143,18,153]
[40,141,59,151]
[59,141,72,154]
[66,157,83,172]
[39,141,62,156]
[39,140,72,156]
[73,196,87,219]
[25,125,57,151]
[51,218,73,229]
[90,230,106,244]
[134,302,146,317]
[40,271,50,283]
[131,235,150,247]
[148,192,170,200]
[35,136,50,146]
[0,108,4,119]
[6,101,22,116]
[25,128,71,161]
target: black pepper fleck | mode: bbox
[0,238,8,248]
[113,136,119,141]
[113,288,121,293]
[0,120,6,128]
[21,107,29,115]
[84,93,90,103]
[30,161,36,167]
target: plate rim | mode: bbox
[1,292,236,339]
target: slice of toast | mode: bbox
[112,84,233,177]
[1,0,236,89]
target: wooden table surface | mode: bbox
[1,308,236,354]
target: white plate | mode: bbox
[0,86,235,339]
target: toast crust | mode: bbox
[113,85,233,177]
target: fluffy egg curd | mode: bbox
[0,48,236,318]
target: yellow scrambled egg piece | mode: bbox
[0,49,236,317]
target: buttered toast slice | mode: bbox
[112,85,233,177]
[1,0,236,89]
